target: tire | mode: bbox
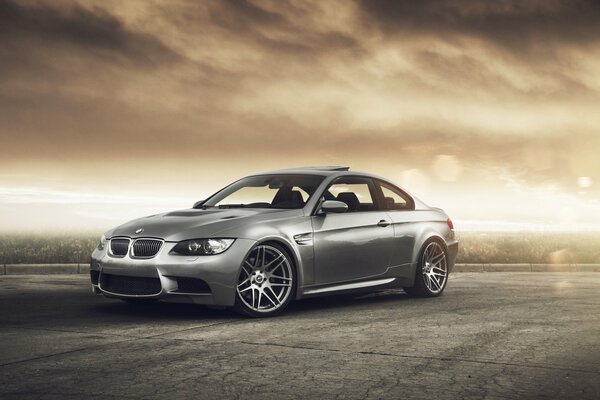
[234,242,297,317]
[404,239,449,297]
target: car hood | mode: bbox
[106,208,304,242]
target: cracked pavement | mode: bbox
[0,273,598,399]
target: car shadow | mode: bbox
[286,288,417,315]
[86,288,431,321]
[90,299,240,320]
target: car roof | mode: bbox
[261,166,348,174]
[258,167,400,184]
[260,166,384,179]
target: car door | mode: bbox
[311,176,394,285]
[374,179,418,277]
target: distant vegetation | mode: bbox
[0,232,599,264]
[0,234,99,264]
[457,232,600,264]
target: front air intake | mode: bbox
[173,277,212,294]
[90,270,100,285]
[99,273,161,296]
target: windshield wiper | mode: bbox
[218,204,247,209]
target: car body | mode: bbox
[90,167,458,316]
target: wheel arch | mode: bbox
[412,232,449,265]
[253,236,303,297]
[404,236,450,296]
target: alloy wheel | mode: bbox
[236,244,294,314]
[421,241,448,294]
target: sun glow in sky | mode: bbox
[1,0,600,232]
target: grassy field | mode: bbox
[0,234,99,264]
[456,232,600,264]
[1,231,599,264]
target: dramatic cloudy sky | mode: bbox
[1,0,600,231]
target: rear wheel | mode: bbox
[234,243,296,317]
[404,240,448,297]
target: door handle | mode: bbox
[377,220,391,227]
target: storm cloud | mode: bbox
[1,0,599,230]
[359,0,600,46]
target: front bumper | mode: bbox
[90,238,257,307]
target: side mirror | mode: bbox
[193,200,205,208]
[319,200,348,214]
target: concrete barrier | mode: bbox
[1,263,599,275]
[485,263,531,272]
[532,264,577,272]
[576,264,600,272]
[454,263,599,273]
[453,263,484,272]
[79,264,90,274]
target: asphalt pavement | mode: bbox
[0,273,598,399]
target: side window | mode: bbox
[377,181,413,211]
[327,177,378,212]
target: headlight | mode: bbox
[97,235,107,251]
[171,238,235,255]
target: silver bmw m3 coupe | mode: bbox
[90,167,458,317]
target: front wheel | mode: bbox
[234,243,296,317]
[404,240,449,297]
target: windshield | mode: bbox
[201,174,325,209]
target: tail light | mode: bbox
[447,218,454,230]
